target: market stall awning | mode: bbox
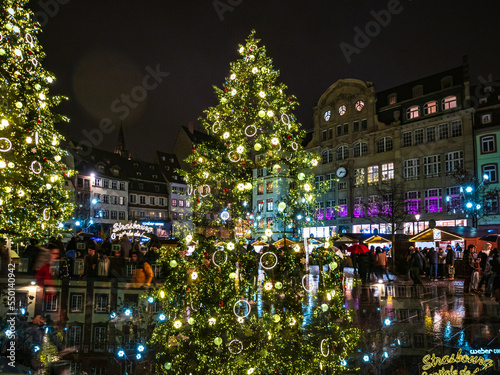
[251,240,269,247]
[273,238,296,247]
[409,227,464,242]
[363,235,392,244]
[334,234,358,244]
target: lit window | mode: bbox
[388,95,397,105]
[353,142,368,157]
[481,135,496,153]
[267,217,273,227]
[315,175,324,190]
[355,100,365,111]
[336,145,349,160]
[423,155,441,177]
[45,293,59,311]
[325,173,335,192]
[368,195,378,217]
[406,105,420,119]
[424,101,438,115]
[315,201,325,220]
[257,184,264,195]
[446,186,462,212]
[382,194,392,215]
[442,96,457,110]
[483,164,498,183]
[404,159,419,180]
[377,137,393,153]
[482,114,492,124]
[172,199,177,207]
[338,198,348,217]
[258,201,264,212]
[354,168,365,186]
[266,182,273,194]
[354,197,364,218]
[404,191,421,214]
[381,163,394,180]
[179,200,184,207]
[95,294,109,313]
[326,200,336,219]
[424,189,442,213]
[484,195,499,215]
[367,166,379,184]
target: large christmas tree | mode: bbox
[150,32,360,374]
[0,0,74,237]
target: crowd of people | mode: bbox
[353,246,393,284]
[1,234,160,290]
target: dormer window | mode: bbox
[441,76,453,89]
[406,105,420,120]
[388,94,397,105]
[424,101,438,115]
[412,85,423,98]
[442,96,457,110]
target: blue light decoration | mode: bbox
[20,308,26,315]
[465,186,473,193]
[58,223,64,228]
[159,314,166,321]
[341,360,347,366]
[110,312,117,319]
[383,351,389,358]
[363,354,370,362]
[91,198,98,205]
[476,204,481,210]
[296,214,302,220]
[446,196,451,202]
[5,329,12,336]
[384,318,391,326]
[147,297,154,304]
[34,345,40,352]
[483,174,489,180]
[466,202,473,209]
[75,221,81,226]
[89,219,94,225]
[136,353,142,360]
[117,350,125,358]
[124,309,132,317]
[137,344,145,352]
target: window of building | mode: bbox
[423,155,441,178]
[368,195,378,217]
[315,201,325,220]
[178,212,184,220]
[257,219,264,229]
[480,98,488,104]
[354,168,365,187]
[94,326,107,351]
[119,182,125,190]
[425,188,442,213]
[70,294,83,313]
[404,159,419,180]
[367,166,379,184]
[67,326,82,348]
[102,210,109,219]
[257,184,264,195]
[353,142,368,157]
[129,194,136,203]
[315,175,324,190]
[483,164,498,183]
[94,209,101,218]
[442,96,457,110]
[377,137,393,153]
[406,105,420,119]
[326,200,336,220]
[139,211,145,218]
[84,179,90,189]
[149,211,155,218]
[402,132,412,147]
[322,130,327,141]
[119,196,125,205]
[186,200,191,208]
[267,199,273,211]
[424,101,438,115]
[482,114,492,124]
[343,123,349,134]
[172,212,178,220]
[140,196,146,204]
[436,123,449,140]
[336,124,342,137]
[382,194,392,215]
[111,211,117,220]
[414,129,424,145]
[336,145,349,160]
[326,173,335,192]
[258,200,264,212]
[149,197,154,205]
[100,195,107,204]
[158,197,164,206]
[426,127,436,143]
[444,151,463,174]
[381,163,394,180]
[328,127,333,139]
[138,183,144,190]
[481,135,496,153]
[264,181,273,194]
[154,185,160,192]
[172,199,177,207]
[404,191,421,214]
[100,179,108,188]
[451,120,462,137]
[45,293,59,311]
[110,196,117,205]
[484,195,499,215]
[111,181,117,189]
[337,198,348,217]
[267,217,273,228]
[338,181,347,190]
[361,119,367,131]
[119,211,125,220]
[354,197,364,218]
[388,94,397,105]
[178,200,183,207]
[94,178,101,187]
[353,121,359,133]
[322,149,333,164]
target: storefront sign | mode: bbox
[111,221,154,240]
[421,349,494,375]
[433,229,442,241]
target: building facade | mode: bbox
[306,65,475,236]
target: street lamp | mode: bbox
[414,214,421,234]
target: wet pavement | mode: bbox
[345,268,500,374]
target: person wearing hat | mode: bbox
[83,243,99,278]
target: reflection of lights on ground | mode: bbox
[443,321,452,343]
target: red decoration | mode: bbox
[193,161,197,166]
[224,88,227,92]
[219,301,224,306]
[241,162,246,167]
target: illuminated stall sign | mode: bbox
[421,349,494,375]
[141,221,168,238]
[111,222,154,240]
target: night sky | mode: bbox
[31,0,500,161]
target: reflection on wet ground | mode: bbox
[344,268,500,374]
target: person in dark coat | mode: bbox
[357,252,370,284]
[463,244,478,294]
[109,248,126,280]
[445,245,455,279]
[427,247,438,280]
[23,238,40,274]
[83,245,99,278]
[409,248,424,285]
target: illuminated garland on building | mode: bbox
[0,0,74,236]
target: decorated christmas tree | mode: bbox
[150,32,360,374]
[0,0,74,237]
